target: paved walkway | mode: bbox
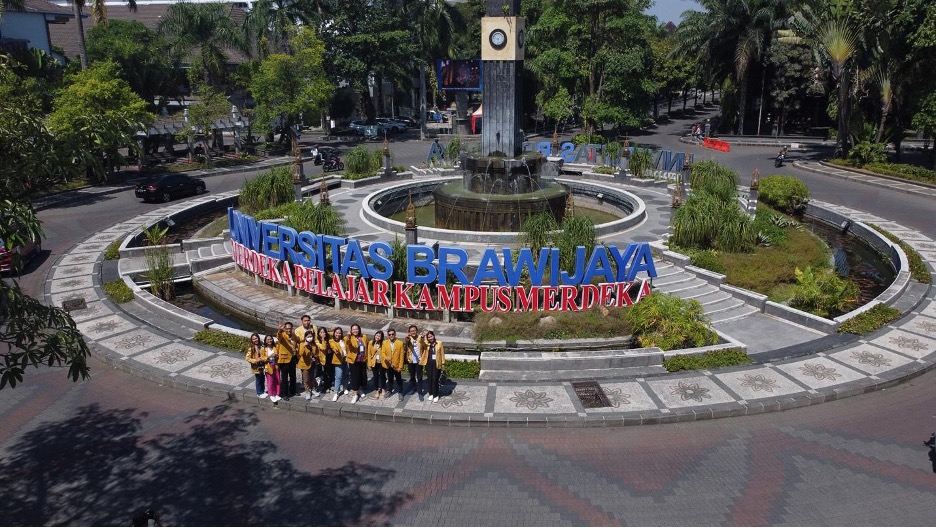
[41,162,936,426]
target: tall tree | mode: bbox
[48,60,153,182]
[527,0,656,134]
[158,1,247,90]
[66,0,138,69]
[243,0,317,58]
[178,87,228,166]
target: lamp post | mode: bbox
[231,105,241,157]
[292,123,304,202]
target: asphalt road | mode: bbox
[3,114,936,526]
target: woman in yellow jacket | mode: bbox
[329,327,349,401]
[383,328,406,401]
[297,331,321,400]
[421,330,446,403]
[366,330,389,399]
[313,326,330,394]
[276,322,297,399]
[244,333,267,398]
[345,323,369,404]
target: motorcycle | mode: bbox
[322,155,344,173]
[774,150,788,168]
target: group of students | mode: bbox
[245,315,447,405]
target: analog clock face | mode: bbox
[489,29,507,50]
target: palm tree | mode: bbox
[0,0,24,22]
[66,0,137,69]
[243,0,317,58]
[402,0,460,140]
[158,2,247,90]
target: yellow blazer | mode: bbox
[313,340,328,365]
[245,344,265,375]
[276,329,296,363]
[297,341,318,370]
[345,334,369,363]
[366,340,391,369]
[383,338,406,371]
[404,336,427,364]
[294,324,316,342]
[419,340,445,368]
[329,336,350,365]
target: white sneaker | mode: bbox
[271,396,279,403]
[258,393,268,399]
[433,396,439,403]
[343,389,349,395]
[304,392,312,400]
[351,395,359,404]
[311,391,321,397]
[332,393,339,402]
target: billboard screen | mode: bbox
[437,59,482,91]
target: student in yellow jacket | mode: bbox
[404,324,428,401]
[383,328,406,401]
[329,327,350,401]
[366,330,390,399]
[276,322,298,399]
[297,331,321,400]
[313,326,330,393]
[422,330,446,403]
[345,324,369,404]
[245,333,267,398]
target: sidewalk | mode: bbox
[42,176,936,427]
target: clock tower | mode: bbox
[480,0,525,157]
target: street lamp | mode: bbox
[231,105,241,156]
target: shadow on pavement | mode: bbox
[0,404,409,526]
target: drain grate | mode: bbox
[571,381,613,408]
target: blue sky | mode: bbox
[645,0,702,24]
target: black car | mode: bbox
[135,174,206,203]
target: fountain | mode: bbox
[432,0,567,232]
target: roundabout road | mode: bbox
[3,121,936,526]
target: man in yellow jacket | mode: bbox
[383,328,406,401]
[276,322,298,399]
[404,325,427,401]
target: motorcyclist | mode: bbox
[775,146,788,167]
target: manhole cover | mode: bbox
[571,381,612,408]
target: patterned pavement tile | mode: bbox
[57,253,99,266]
[774,358,865,389]
[493,385,577,414]
[828,345,915,376]
[901,314,936,339]
[68,243,107,253]
[96,330,171,357]
[715,367,804,401]
[178,354,252,386]
[646,374,736,408]
[49,275,95,294]
[48,288,98,309]
[132,344,214,373]
[52,263,96,280]
[585,381,658,413]
[917,250,936,263]
[918,299,936,319]
[66,301,113,324]
[76,315,138,341]
[82,233,122,244]
[868,328,936,360]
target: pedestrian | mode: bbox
[426,138,444,168]
[297,330,320,399]
[263,335,281,403]
[245,333,267,399]
[276,322,298,399]
[347,323,369,404]
[384,328,406,401]
[329,327,349,401]
[314,326,330,393]
[368,330,389,399]
[404,324,426,401]
[422,330,446,403]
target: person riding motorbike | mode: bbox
[774,146,788,168]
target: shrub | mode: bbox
[604,141,621,165]
[868,224,931,284]
[572,133,606,145]
[239,166,293,213]
[789,266,860,318]
[690,160,739,201]
[750,208,794,247]
[518,212,558,254]
[103,240,121,260]
[863,162,936,185]
[663,349,750,372]
[688,249,726,273]
[194,329,250,352]
[671,191,755,252]
[556,216,597,273]
[445,359,480,379]
[624,293,719,351]
[143,225,174,300]
[255,201,344,236]
[345,145,379,178]
[848,140,887,165]
[103,279,134,303]
[758,175,810,214]
[445,137,461,161]
[628,146,653,178]
[474,307,632,342]
[838,303,902,335]
[593,165,615,174]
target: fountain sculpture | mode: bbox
[433,0,567,231]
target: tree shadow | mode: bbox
[0,404,409,526]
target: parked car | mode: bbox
[0,231,40,274]
[390,116,418,129]
[375,118,407,133]
[426,110,449,123]
[135,174,206,203]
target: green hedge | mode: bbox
[193,329,249,352]
[445,359,480,379]
[838,303,901,335]
[758,175,810,214]
[103,279,134,304]
[663,349,751,372]
[103,240,121,260]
